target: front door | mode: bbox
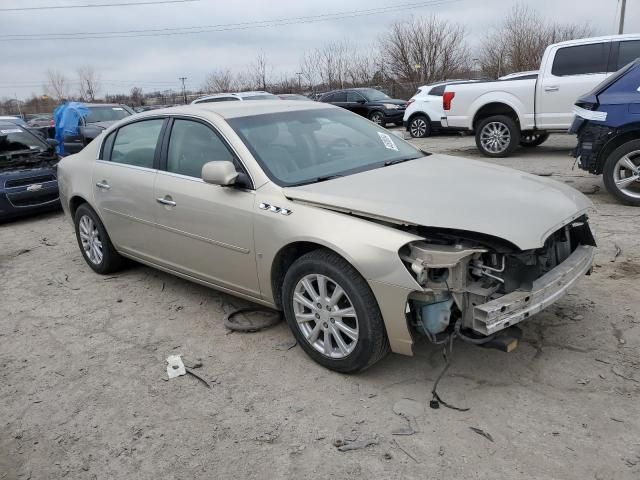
[92,118,165,260]
[153,118,260,296]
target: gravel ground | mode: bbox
[1,133,639,480]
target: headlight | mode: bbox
[382,103,400,110]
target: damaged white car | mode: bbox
[56,100,596,373]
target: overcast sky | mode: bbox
[0,0,638,99]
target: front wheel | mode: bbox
[282,249,389,373]
[603,140,640,206]
[475,115,521,158]
[520,132,550,147]
[369,111,386,127]
[408,115,431,138]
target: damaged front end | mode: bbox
[399,217,596,343]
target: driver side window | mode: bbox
[167,119,235,178]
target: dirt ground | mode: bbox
[1,133,639,480]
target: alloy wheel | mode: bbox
[79,215,103,265]
[370,113,384,125]
[613,151,640,199]
[292,274,359,359]
[410,118,428,137]
[480,121,511,154]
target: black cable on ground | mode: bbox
[223,307,283,332]
[429,332,470,411]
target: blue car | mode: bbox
[570,59,640,205]
[0,121,60,220]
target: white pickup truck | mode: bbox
[442,34,640,157]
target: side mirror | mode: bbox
[201,161,239,186]
[46,138,59,148]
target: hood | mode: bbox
[283,154,592,250]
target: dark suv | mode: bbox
[318,88,407,127]
[0,121,60,220]
[570,59,640,206]
[64,103,134,154]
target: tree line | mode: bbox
[1,5,593,115]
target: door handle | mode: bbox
[95,181,110,190]
[156,196,177,207]
[544,86,559,92]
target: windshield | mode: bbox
[0,126,46,157]
[360,89,391,102]
[85,106,133,124]
[228,108,423,186]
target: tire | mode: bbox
[602,140,640,206]
[282,249,389,373]
[475,115,521,158]
[408,115,431,138]
[369,111,386,127]
[520,132,550,148]
[74,203,126,274]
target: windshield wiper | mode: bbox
[290,174,343,186]
[383,156,422,166]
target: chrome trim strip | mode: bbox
[103,207,250,254]
[96,159,158,174]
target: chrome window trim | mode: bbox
[96,159,158,174]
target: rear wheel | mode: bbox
[408,115,431,138]
[603,140,640,206]
[74,204,125,274]
[282,249,389,373]
[475,115,520,158]
[520,132,550,147]
[369,111,386,127]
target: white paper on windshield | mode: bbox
[0,128,23,134]
[112,107,124,111]
[377,131,398,151]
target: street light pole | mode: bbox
[618,0,627,34]
[179,77,187,104]
[296,72,303,92]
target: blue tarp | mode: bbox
[53,102,89,155]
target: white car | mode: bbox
[403,81,474,138]
[498,71,539,80]
[443,34,640,157]
[191,91,277,104]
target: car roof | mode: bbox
[192,91,274,102]
[551,33,640,48]
[84,103,128,107]
[136,100,334,120]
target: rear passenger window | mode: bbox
[331,92,347,102]
[347,91,365,102]
[616,40,640,70]
[111,119,164,168]
[167,119,235,178]
[428,85,446,96]
[551,43,608,76]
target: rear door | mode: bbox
[152,117,260,296]
[346,91,368,117]
[537,41,611,129]
[609,39,640,72]
[92,118,166,260]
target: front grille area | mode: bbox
[5,173,56,188]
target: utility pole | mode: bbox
[619,0,627,34]
[179,76,187,104]
[296,72,303,92]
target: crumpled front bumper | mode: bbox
[471,245,595,335]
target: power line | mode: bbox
[0,0,197,12]
[0,0,460,41]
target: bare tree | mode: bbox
[203,69,236,93]
[379,16,470,89]
[478,5,594,78]
[130,86,144,106]
[44,68,70,101]
[77,65,100,101]
[249,52,270,90]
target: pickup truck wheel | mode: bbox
[74,204,125,274]
[520,132,550,147]
[282,249,389,373]
[476,115,520,157]
[603,141,640,206]
[369,111,386,127]
[409,115,431,138]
